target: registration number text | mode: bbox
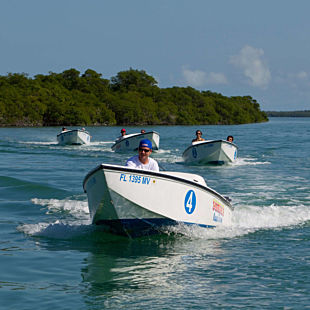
[120,173,150,185]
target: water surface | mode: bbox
[0,118,309,309]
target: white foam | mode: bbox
[159,155,183,164]
[166,203,310,239]
[155,149,173,154]
[18,222,50,235]
[82,146,114,152]
[16,197,93,238]
[232,157,271,166]
[21,141,58,145]
[233,203,310,228]
[17,220,93,239]
[22,197,310,241]
[90,141,114,145]
[21,141,114,147]
[31,198,89,218]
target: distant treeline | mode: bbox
[266,110,310,117]
[0,68,268,126]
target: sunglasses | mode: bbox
[196,132,202,135]
[139,148,150,153]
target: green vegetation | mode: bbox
[266,110,310,117]
[0,68,268,126]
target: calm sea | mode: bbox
[0,118,309,309]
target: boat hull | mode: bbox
[57,130,91,145]
[83,164,233,237]
[111,131,160,152]
[182,140,238,164]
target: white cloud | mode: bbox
[182,68,206,87]
[182,67,227,87]
[230,45,271,88]
[208,72,228,84]
[276,71,309,87]
[296,71,307,80]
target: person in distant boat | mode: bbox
[62,127,68,132]
[192,130,205,143]
[141,129,146,134]
[126,139,159,171]
[116,128,127,141]
[227,135,234,143]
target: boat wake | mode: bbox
[80,142,114,152]
[31,198,89,218]
[21,141,58,145]
[89,141,114,145]
[155,149,174,154]
[21,140,114,151]
[17,198,92,239]
[18,220,94,240]
[232,157,271,166]
[158,155,183,164]
[166,203,310,239]
[17,196,310,241]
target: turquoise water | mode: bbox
[1,118,310,309]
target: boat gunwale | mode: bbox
[182,139,238,157]
[83,164,233,210]
[57,129,90,138]
[111,131,159,149]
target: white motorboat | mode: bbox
[57,129,91,145]
[182,140,238,165]
[111,131,160,152]
[83,164,233,237]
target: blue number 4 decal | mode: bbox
[184,190,196,214]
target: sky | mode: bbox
[1,0,310,111]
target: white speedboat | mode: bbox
[111,131,160,152]
[83,164,233,237]
[182,140,238,165]
[57,129,91,145]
